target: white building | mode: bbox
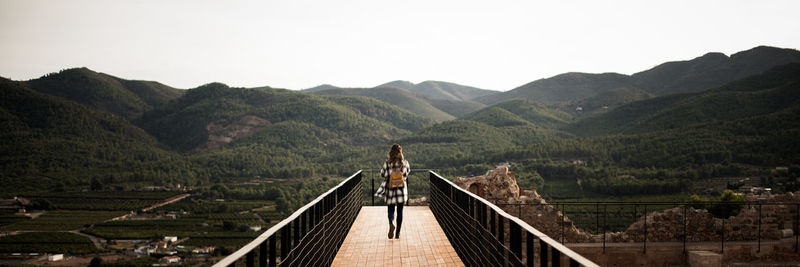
[160,256,181,264]
[48,254,63,261]
[164,236,178,243]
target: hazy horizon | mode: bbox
[2,0,799,91]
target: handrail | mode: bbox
[429,170,599,267]
[214,170,363,267]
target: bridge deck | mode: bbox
[332,206,464,267]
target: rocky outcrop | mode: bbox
[454,166,520,201]
[454,166,592,242]
[191,115,270,153]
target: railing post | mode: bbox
[540,239,548,267]
[643,204,647,254]
[301,211,306,237]
[246,250,254,267]
[293,217,300,249]
[371,172,375,206]
[552,245,561,267]
[269,235,276,267]
[561,203,565,243]
[491,209,497,238]
[527,231,534,266]
[498,216,505,245]
[683,206,687,254]
[481,202,487,229]
[280,226,289,260]
[510,222,522,260]
[758,202,762,252]
[596,203,599,234]
[259,241,267,267]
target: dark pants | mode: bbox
[388,203,404,234]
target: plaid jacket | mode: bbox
[374,160,410,205]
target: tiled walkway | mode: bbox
[331,206,464,267]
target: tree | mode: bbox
[223,221,236,231]
[89,257,103,267]
[91,177,103,191]
[29,199,54,210]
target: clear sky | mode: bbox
[1,0,799,91]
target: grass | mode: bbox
[0,214,29,226]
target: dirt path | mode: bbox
[140,193,191,212]
[68,230,104,249]
[252,213,266,224]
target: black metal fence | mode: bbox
[214,170,363,267]
[429,171,599,267]
[496,201,800,254]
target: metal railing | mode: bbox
[428,171,599,267]
[496,201,800,254]
[214,170,363,267]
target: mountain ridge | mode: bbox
[475,46,800,105]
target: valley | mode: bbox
[1,45,799,265]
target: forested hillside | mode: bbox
[1,46,799,200]
[475,46,800,105]
[313,86,456,122]
[377,80,497,101]
[566,63,800,136]
[0,77,185,194]
[25,68,183,120]
[137,83,409,151]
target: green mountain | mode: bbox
[475,72,632,105]
[571,87,653,114]
[25,68,184,120]
[425,98,487,117]
[138,83,409,152]
[565,63,800,136]
[475,46,800,105]
[320,95,434,131]
[398,120,514,147]
[377,80,498,101]
[301,84,339,92]
[464,99,572,129]
[632,46,800,95]
[491,99,573,127]
[312,87,456,122]
[462,107,531,127]
[0,77,178,193]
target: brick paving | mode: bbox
[332,206,464,267]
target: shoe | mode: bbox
[394,232,400,239]
[388,223,395,239]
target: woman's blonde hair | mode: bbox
[386,144,404,165]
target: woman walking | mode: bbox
[376,144,410,239]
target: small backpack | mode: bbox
[389,166,405,189]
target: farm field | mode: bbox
[0,210,125,231]
[0,232,101,254]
